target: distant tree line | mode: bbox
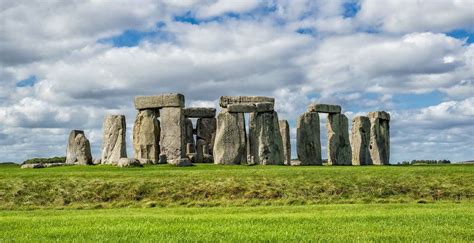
[22,157,66,165]
[397,160,451,165]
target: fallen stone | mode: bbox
[101,115,127,165]
[134,93,185,109]
[66,130,93,165]
[296,112,322,165]
[138,158,154,165]
[117,158,142,167]
[351,116,371,165]
[368,111,390,121]
[279,120,291,165]
[133,109,160,164]
[183,107,216,118]
[196,117,217,156]
[213,110,247,165]
[307,104,341,114]
[369,111,390,165]
[173,158,193,166]
[219,96,274,108]
[21,163,45,169]
[43,163,69,168]
[93,159,101,165]
[327,113,352,165]
[160,107,187,165]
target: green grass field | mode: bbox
[1,204,473,241]
[0,164,473,241]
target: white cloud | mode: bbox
[196,0,261,18]
[356,0,474,33]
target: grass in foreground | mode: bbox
[1,203,473,242]
[0,164,472,209]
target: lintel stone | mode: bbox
[227,102,274,113]
[368,111,390,121]
[134,93,185,110]
[219,96,274,108]
[307,104,341,114]
[183,107,216,118]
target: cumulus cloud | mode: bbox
[356,0,474,33]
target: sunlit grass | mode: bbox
[0,203,472,242]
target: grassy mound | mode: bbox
[0,164,472,209]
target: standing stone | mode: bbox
[296,112,322,165]
[327,114,352,165]
[133,109,160,164]
[195,139,206,163]
[351,116,371,165]
[252,111,284,165]
[213,110,246,165]
[248,112,257,164]
[101,115,127,165]
[368,111,390,165]
[66,130,92,165]
[279,120,291,165]
[196,118,216,156]
[160,107,189,165]
[185,118,195,153]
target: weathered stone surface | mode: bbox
[368,111,390,121]
[227,102,274,113]
[138,159,153,165]
[196,117,217,156]
[185,118,195,153]
[159,107,187,165]
[219,96,274,108]
[213,111,247,165]
[173,158,193,166]
[133,109,160,164]
[251,111,284,165]
[307,104,341,114]
[327,114,352,165]
[93,159,101,165]
[369,111,390,165]
[195,139,206,163]
[21,163,45,169]
[351,116,372,165]
[66,130,92,165]
[134,93,185,109]
[101,115,127,165]
[296,112,322,165]
[183,107,216,118]
[279,120,291,165]
[117,158,142,167]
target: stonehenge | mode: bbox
[62,93,390,168]
[368,111,390,165]
[214,111,247,164]
[279,120,291,165]
[66,130,92,165]
[101,115,127,165]
[351,116,371,165]
[133,109,160,164]
[297,111,322,165]
[214,96,284,165]
[327,113,351,165]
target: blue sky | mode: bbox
[1,0,473,163]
